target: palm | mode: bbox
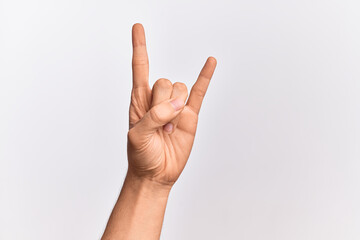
[127,24,216,185]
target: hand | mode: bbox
[101,23,216,239]
[127,23,217,187]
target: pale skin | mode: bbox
[101,23,217,240]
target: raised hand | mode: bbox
[102,23,217,240]
[127,23,217,186]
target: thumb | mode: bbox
[133,97,184,135]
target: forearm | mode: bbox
[101,170,172,240]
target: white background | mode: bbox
[1,0,360,239]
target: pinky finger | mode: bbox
[186,56,217,115]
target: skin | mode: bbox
[101,23,217,240]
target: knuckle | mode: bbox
[127,127,138,145]
[132,57,149,66]
[149,106,164,124]
[155,78,172,88]
[173,82,188,91]
[191,86,206,98]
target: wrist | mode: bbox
[124,169,172,198]
[101,168,171,240]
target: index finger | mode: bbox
[132,23,149,89]
[186,56,217,114]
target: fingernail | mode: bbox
[170,98,183,111]
[164,123,173,132]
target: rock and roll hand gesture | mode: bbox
[127,23,217,186]
[102,23,217,240]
